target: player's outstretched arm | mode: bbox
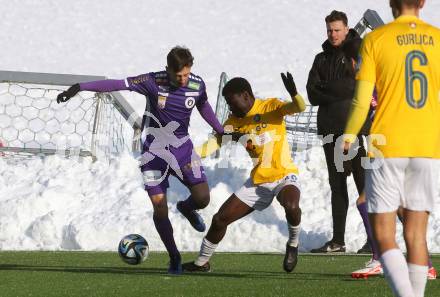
[56,79,129,104]
[197,101,225,135]
[281,72,306,114]
[195,125,243,158]
[57,84,80,103]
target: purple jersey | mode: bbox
[125,71,208,139]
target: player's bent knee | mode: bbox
[195,194,210,209]
[211,213,228,229]
[151,201,168,218]
[190,183,210,209]
[282,199,300,211]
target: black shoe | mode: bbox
[182,261,211,272]
[168,255,182,275]
[357,241,372,254]
[283,244,298,273]
[310,241,346,253]
[176,201,206,232]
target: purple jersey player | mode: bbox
[57,46,224,274]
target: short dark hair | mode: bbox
[167,46,194,72]
[222,77,254,98]
[390,0,422,10]
[325,10,348,26]
[343,38,362,60]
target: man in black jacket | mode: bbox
[307,10,371,253]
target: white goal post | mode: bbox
[0,70,143,160]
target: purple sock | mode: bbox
[153,216,180,259]
[428,259,433,269]
[180,196,198,212]
[357,202,379,260]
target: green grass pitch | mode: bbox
[0,252,438,297]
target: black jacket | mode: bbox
[307,29,371,136]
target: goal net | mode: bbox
[0,71,142,160]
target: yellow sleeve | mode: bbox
[195,136,221,158]
[195,117,235,158]
[280,94,306,115]
[343,80,375,142]
[356,33,376,83]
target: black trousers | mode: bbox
[322,135,366,245]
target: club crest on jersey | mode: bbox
[188,81,201,90]
[158,96,167,109]
[185,97,195,109]
[253,114,261,122]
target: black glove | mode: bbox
[281,72,297,97]
[57,83,80,103]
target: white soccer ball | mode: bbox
[118,234,149,265]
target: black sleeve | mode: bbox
[319,77,356,100]
[306,55,351,106]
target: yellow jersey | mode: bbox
[346,15,440,158]
[222,97,303,184]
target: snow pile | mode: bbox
[1,147,439,253]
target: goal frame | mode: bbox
[0,70,143,159]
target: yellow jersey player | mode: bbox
[344,1,440,296]
[183,73,305,273]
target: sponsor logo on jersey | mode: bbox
[131,75,149,84]
[158,96,167,109]
[254,132,272,146]
[188,81,201,90]
[185,91,199,97]
[185,97,196,109]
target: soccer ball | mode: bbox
[118,234,149,265]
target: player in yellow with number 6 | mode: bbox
[343,1,440,296]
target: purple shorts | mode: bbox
[140,140,207,196]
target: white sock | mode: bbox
[287,223,300,247]
[380,249,414,297]
[195,237,218,266]
[408,263,428,297]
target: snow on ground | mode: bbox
[1,0,440,253]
